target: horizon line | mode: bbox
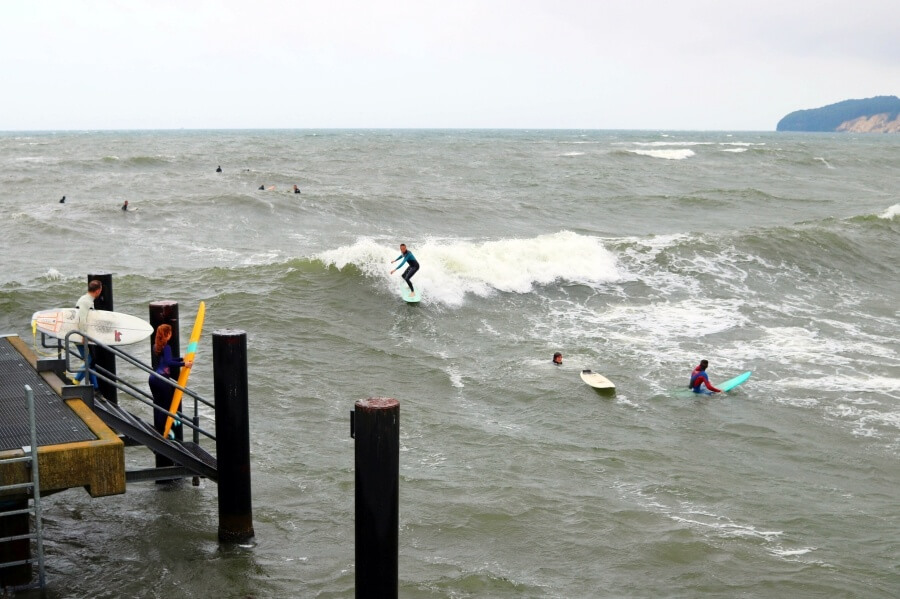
[0,126,784,134]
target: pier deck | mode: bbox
[0,335,124,498]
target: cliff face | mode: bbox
[836,113,900,133]
[777,96,900,132]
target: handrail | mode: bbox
[62,330,216,443]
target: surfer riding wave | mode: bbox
[390,243,419,294]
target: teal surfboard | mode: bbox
[719,371,751,392]
[400,285,421,304]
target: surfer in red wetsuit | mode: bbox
[689,359,721,393]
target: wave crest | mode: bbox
[317,231,622,306]
[627,149,695,160]
[878,204,900,220]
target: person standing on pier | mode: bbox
[149,324,192,437]
[72,279,103,388]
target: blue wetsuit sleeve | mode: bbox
[395,254,409,268]
[160,345,185,374]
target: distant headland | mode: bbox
[776,96,900,133]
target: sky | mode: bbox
[1,0,898,131]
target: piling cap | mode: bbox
[356,397,399,410]
[213,329,247,336]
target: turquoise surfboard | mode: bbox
[400,285,421,304]
[719,371,751,392]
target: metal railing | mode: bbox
[0,385,46,591]
[61,330,216,443]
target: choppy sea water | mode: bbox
[1,129,898,598]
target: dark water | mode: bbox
[1,130,898,597]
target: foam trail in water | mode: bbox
[317,231,622,307]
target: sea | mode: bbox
[0,129,898,598]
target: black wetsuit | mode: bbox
[395,251,420,292]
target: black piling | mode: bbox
[352,397,399,599]
[88,273,117,404]
[213,330,254,543]
[148,302,183,468]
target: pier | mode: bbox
[0,334,124,589]
[0,284,255,591]
[2,277,401,596]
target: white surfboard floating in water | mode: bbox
[32,308,153,346]
[581,369,616,393]
[400,284,422,304]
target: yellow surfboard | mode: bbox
[163,301,205,438]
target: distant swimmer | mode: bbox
[689,359,721,394]
[59,196,66,204]
[390,243,420,294]
[216,165,222,173]
[553,352,563,365]
[121,200,129,211]
[293,184,301,194]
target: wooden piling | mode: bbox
[353,397,399,599]
[213,330,254,543]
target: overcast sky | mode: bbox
[2,0,898,131]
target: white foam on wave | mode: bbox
[615,482,784,548]
[721,148,748,153]
[539,298,748,389]
[824,404,900,440]
[878,203,900,219]
[570,299,745,343]
[806,374,900,395]
[559,151,585,157]
[742,326,899,379]
[768,546,818,560]
[627,149,695,160]
[624,141,713,147]
[741,327,849,369]
[317,231,622,307]
[616,232,754,297]
[670,511,783,541]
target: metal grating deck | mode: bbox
[0,337,97,451]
